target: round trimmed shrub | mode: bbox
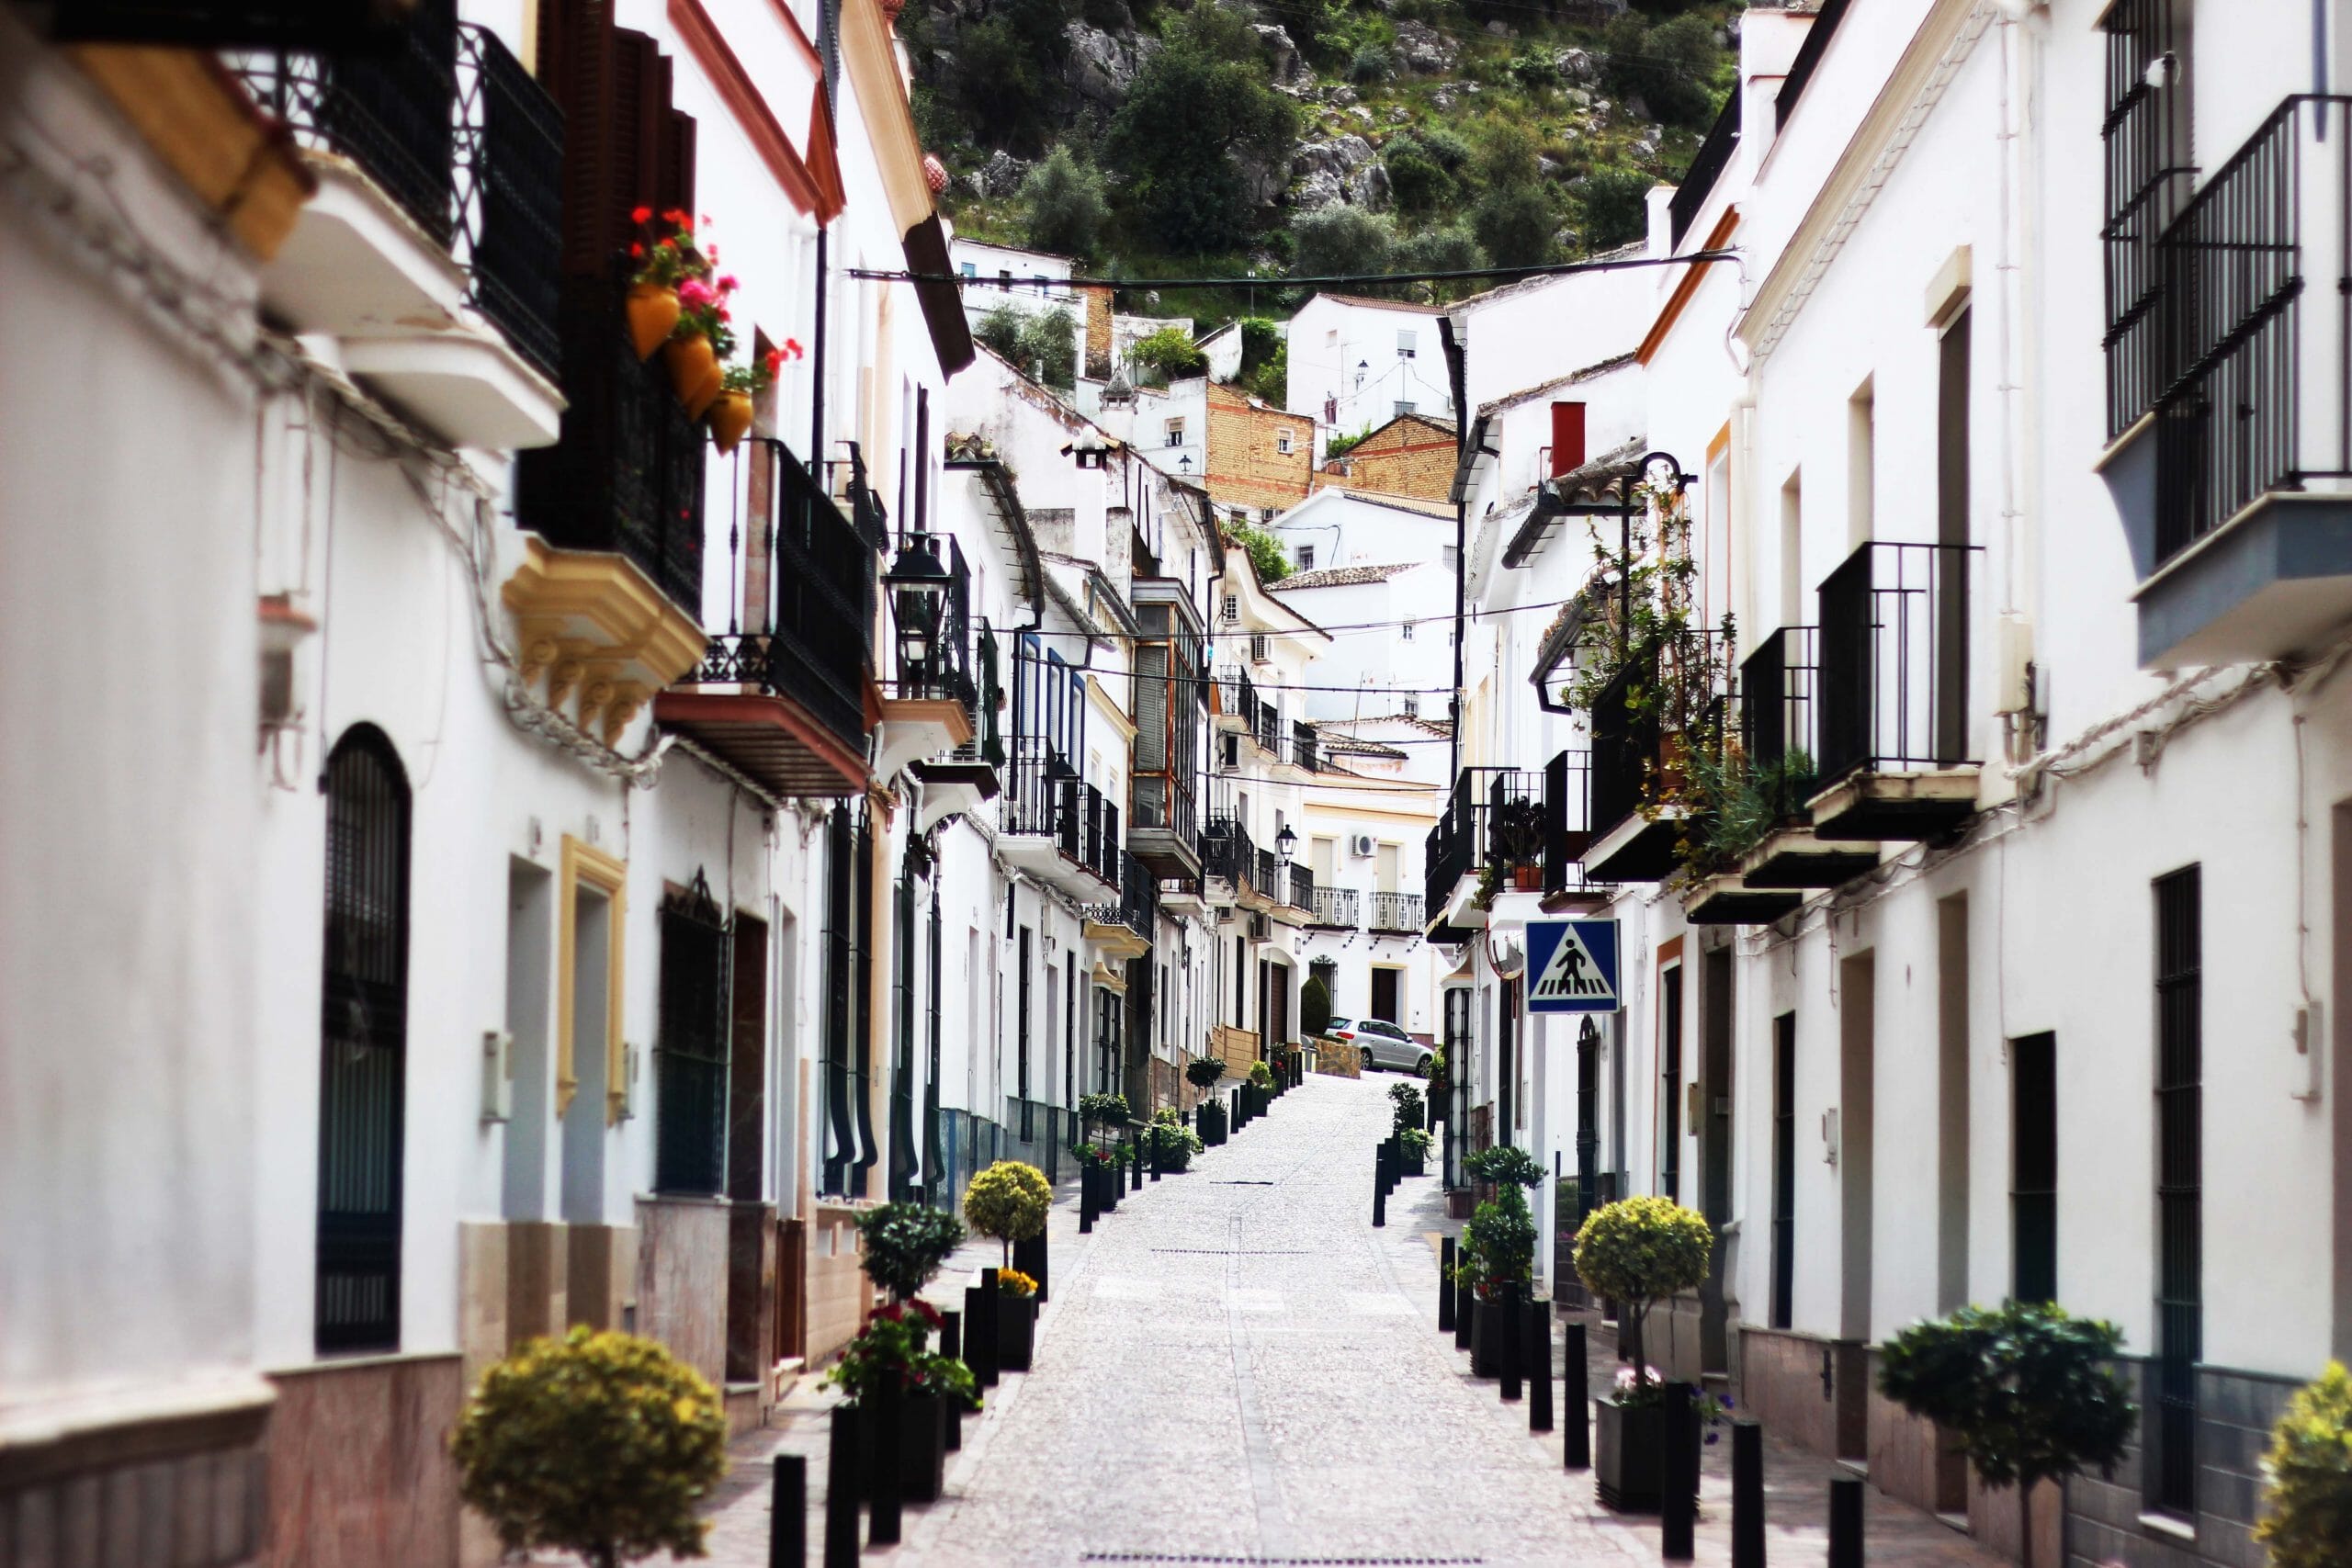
[1573,1196,1713,1394]
[963,1159,1051,1265]
[451,1326,729,1568]
[2257,1360,2352,1568]
[855,1201,967,1302]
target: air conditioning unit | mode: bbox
[1248,912,1270,941]
[481,1030,513,1123]
[1349,833,1377,858]
[1250,633,1271,664]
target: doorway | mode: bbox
[1370,966,1401,1025]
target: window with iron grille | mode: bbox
[316,727,412,1354]
[654,873,731,1197]
[2011,1032,2057,1305]
[1660,965,1683,1203]
[888,875,920,1202]
[925,893,946,1208]
[1770,1011,1796,1331]
[820,807,857,1196]
[2101,0,2195,438]
[2152,865,2201,1517]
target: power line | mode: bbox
[850,247,1736,293]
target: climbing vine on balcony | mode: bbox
[1559,481,1733,728]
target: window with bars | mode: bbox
[925,894,946,1208]
[2152,865,2201,1517]
[1770,1011,1796,1331]
[2101,0,2196,438]
[654,873,731,1197]
[1660,966,1683,1203]
[316,727,412,1354]
[2010,1032,2057,1305]
[820,807,858,1197]
[888,875,920,1202]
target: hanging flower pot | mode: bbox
[664,331,716,405]
[707,389,754,453]
[684,358,724,420]
[627,281,680,360]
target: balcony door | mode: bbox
[316,727,411,1354]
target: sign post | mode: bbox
[1525,919,1621,1014]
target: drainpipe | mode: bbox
[1439,315,1469,781]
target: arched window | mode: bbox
[316,726,412,1353]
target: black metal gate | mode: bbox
[316,728,412,1354]
[655,871,730,1197]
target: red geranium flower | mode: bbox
[629,242,645,258]
[630,204,652,224]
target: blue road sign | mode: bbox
[1525,919,1621,1013]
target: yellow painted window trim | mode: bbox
[559,836,629,1126]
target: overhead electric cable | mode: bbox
[848,248,1738,292]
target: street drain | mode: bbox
[1213,1179,1276,1185]
[1081,1556,1484,1565]
[1150,1247,1308,1256]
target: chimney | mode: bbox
[1083,286,1114,379]
[1549,401,1586,479]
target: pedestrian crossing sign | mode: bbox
[1525,919,1620,1014]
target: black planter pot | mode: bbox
[1198,1100,1226,1145]
[996,1292,1037,1371]
[1399,1148,1425,1178]
[1592,1395,1700,1514]
[851,1393,946,1506]
[1470,1295,1507,1377]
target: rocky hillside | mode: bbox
[902,0,1745,335]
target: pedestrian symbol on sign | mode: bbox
[1524,919,1620,1014]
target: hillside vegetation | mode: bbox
[907,0,1744,335]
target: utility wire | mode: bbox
[850,247,1737,292]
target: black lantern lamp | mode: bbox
[883,534,951,688]
[1276,823,1298,864]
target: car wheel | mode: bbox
[1360,1046,1374,1071]
[1417,1052,1433,1077]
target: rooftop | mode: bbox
[1272,562,1424,592]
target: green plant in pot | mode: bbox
[1140,1107,1204,1172]
[1078,1092,1131,1137]
[451,1326,729,1568]
[1248,1060,1274,1090]
[963,1160,1052,1372]
[855,1201,966,1303]
[822,1301,973,1505]
[1573,1196,1713,1512]
[1464,1143,1545,1192]
[2257,1360,2352,1568]
[1879,1302,2136,1568]
[1184,1056,1226,1092]
[1398,1124,1434,1174]
[1388,1079,1425,1134]
[1491,796,1546,889]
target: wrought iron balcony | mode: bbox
[1812,540,1980,840]
[1310,886,1360,928]
[1203,817,1257,894]
[884,531,976,710]
[1287,864,1315,912]
[1253,701,1281,758]
[1217,666,1258,732]
[1539,750,1599,900]
[1584,631,1734,883]
[1424,766,1541,910]
[1002,738,1119,894]
[1290,722,1318,773]
[1740,626,1819,773]
[235,10,563,378]
[1256,847,1279,894]
[1368,891,1424,933]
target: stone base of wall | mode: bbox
[1866,1371,1968,1517]
[565,1223,638,1333]
[1734,1325,1867,1462]
[1312,1043,1362,1078]
[1212,1024,1261,1077]
[804,1204,874,1369]
[636,1197,730,1391]
[263,1354,466,1568]
[0,1382,272,1568]
[2062,1359,2301,1568]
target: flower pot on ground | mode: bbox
[1593,1393,1694,1514]
[1141,1108,1203,1173]
[825,1299,975,1507]
[626,281,680,360]
[1470,1292,1510,1377]
[993,1275,1037,1371]
[1398,1126,1432,1177]
[855,1392,947,1506]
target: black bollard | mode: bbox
[770,1453,805,1568]
[940,1312,965,1451]
[822,1404,860,1568]
[1563,1321,1590,1469]
[1500,1285,1523,1401]
[1080,1163,1096,1232]
[966,1283,1000,1387]
[1438,1238,1457,1332]
[1150,1135,1162,1180]
[1528,1298,1554,1432]
[868,1393,901,1547]
[1132,1141,1144,1192]
[1102,1156,1118,1213]
[1014,1229,1049,1304]
[1827,1475,1863,1568]
[1731,1421,1764,1568]
[1453,1271,1475,1352]
[1372,1149,1387,1227]
[1660,1383,1696,1561]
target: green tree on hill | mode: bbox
[1105,5,1299,252]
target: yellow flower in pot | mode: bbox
[996,1269,1039,1300]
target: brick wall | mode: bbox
[1083,287,1112,379]
[1204,382,1311,513]
[1312,415,1458,502]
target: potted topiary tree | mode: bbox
[1573,1195,1713,1512]
[2256,1360,2352,1568]
[963,1160,1052,1371]
[1185,1057,1227,1144]
[855,1201,966,1303]
[451,1326,729,1568]
[1879,1301,2135,1568]
[1398,1125,1434,1176]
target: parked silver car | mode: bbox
[1322,1017,1431,1075]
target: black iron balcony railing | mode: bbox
[1481,768,1547,880]
[1222,666,1257,728]
[1586,631,1733,842]
[237,9,563,378]
[1311,886,1360,927]
[1816,541,1979,783]
[1668,89,1740,250]
[1203,818,1257,891]
[2100,0,2199,440]
[1083,852,1154,942]
[1740,626,1819,772]
[1291,722,1318,773]
[1003,739,1069,839]
[1254,701,1281,758]
[2153,95,2352,562]
[1256,846,1278,893]
[1424,766,1543,908]
[680,444,875,750]
[1287,864,1314,911]
[1540,749,1596,897]
[1078,786,1121,889]
[1368,890,1424,932]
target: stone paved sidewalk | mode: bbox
[630,1074,2017,1567]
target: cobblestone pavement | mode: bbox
[659,1072,2016,1567]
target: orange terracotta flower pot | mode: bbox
[707,389,754,454]
[663,331,716,405]
[627,282,680,360]
[684,362,724,420]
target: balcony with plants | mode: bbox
[650,442,880,797]
[2108,96,2352,668]
[1712,626,1880,897]
[1806,539,1981,841]
[234,0,565,448]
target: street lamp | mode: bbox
[882,533,951,689]
[1549,448,1692,660]
[1276,824,1298,863]
[1353,359,1368,390]
[1179,453,1193,474]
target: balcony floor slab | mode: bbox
[1684,873,1804,926]
[340,324,563,450]
[1739,827,1883,889]
[1582,807,1686,884]
[1807,771,1977,842]
[2133,491,2352,667]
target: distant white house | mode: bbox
[951,236,1086,371]
[1266,485,1454,579]
[1272,558,1453,725]
[1284,294,1456,450]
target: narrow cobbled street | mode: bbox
[677,1074,2015,1568]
